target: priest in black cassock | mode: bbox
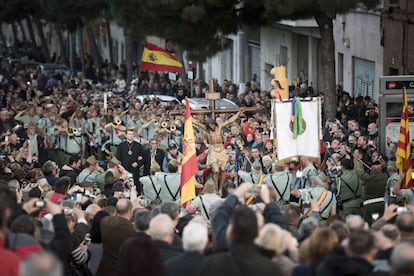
[116,128,144,193]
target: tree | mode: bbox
[110,0,379,117]
[262,0,379,119]
[41,0,107,67]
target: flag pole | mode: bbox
[396,87,413,189]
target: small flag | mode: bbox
[141,42,183,73]
[179,98,197,206]
[293,97,302,138]
[396,87,413,188]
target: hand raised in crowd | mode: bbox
[259,184,271,204]
[392,172,405,196]
[382,204,398,221]
[309,199,320,213]
[23,198,42,215]
[73,207,85,219]
[68,185,81,195]
[234,182,253,203]
[44,198,64,215]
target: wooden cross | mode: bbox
[169,79,256,117]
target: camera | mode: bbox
[63,208,73,216]
[29,183,38,189]
[248,204,257,212]
[128,173,134,186]
[84,233,91,245]
[140,197,148,207]
[397,207,408,214]
[302,200,311,209]
[34,200,46,208]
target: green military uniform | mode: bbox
[140,175,162,208]
[333,169,362,216]
[77,168,99,183]
[66,134,83,156]
[264,171,293,210]
[298,187,336,221]
[239,171,263,184]
[301,163,318,188]
[384,172,401,204]
[357,169,388,225]
[191,193,222,221]
[19,115,40,126]
[36,117,52,133]
[400,188,414,205]
[156,172,181,204]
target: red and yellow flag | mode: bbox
[180,98,197,206]
[396,87,413,188]
[141,42,183,73]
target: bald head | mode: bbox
[116,198,132,216]
[346,215,365,232]
[391,242,414,275]
[85,204,101,220]
[149,214,174,243]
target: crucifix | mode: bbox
[169,79,255,195]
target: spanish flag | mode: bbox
[141,42,183,73]
[396,87,413,188]
[180,98,197,206]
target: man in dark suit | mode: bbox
[165,221,207,276]
[200,183,283,276]
[96,198,136,276]
[149,213,182,262]
[143,138,165,176]
[116,128,144,192]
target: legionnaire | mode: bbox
[84,108,101,158]
[95,157,121,191]
[332,158,362,216]
[291,176,337,222]
[140,161,163,208]
[264,160,293,210]
[356,161,388,226]
[95,157,126,190]
[392,173,414,205]
[76,155,104,183]
[104,116,126,156]
[156,159,181,203]
[186,178,222,222]
[238,161,264,184]
[65,123,85,159]
[385,161,402,206]
[299,157,318,189]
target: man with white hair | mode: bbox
[165,221,208,276]
[85,204,101,224]
[390,242,414,276]
[149,214,182,262]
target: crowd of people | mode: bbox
[1,45,414,276]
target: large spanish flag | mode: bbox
[396,88,413,188]
[180,98,197,206]
[141,42,183,73]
